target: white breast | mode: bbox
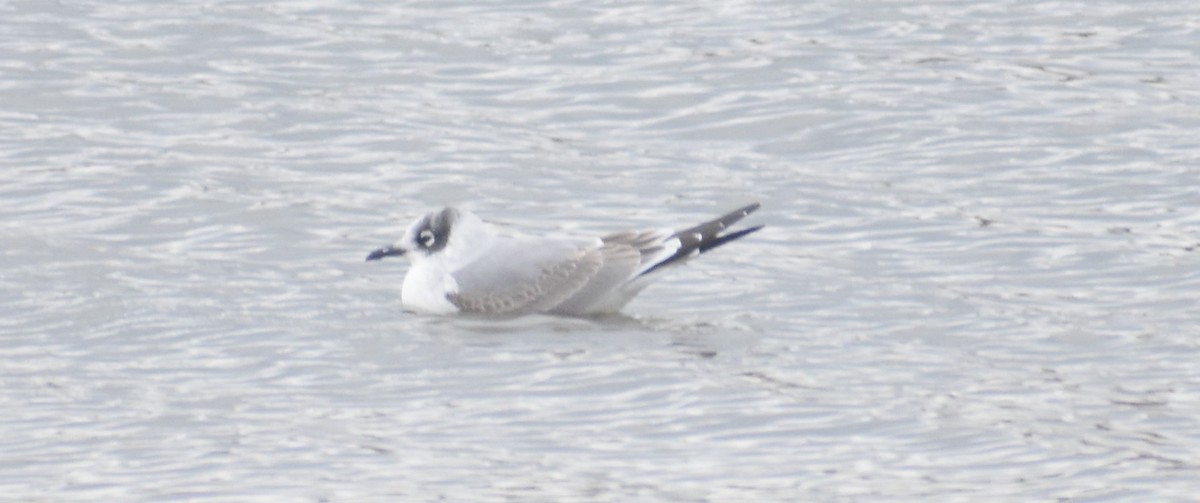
[401,260,460,314]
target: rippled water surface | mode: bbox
[3,0,1199,501]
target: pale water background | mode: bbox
[2,1,1199,501]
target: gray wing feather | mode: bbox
[521,249,605,313]
[601,229,676,275]
[447,247,604,315]
[547,244,642,315]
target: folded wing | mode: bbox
[447,203,762,316]
[447,240,641,316]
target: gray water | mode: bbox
[3,1,1199,501]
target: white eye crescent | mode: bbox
[418,229,435,247]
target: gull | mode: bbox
[366,203,763,316]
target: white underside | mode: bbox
[400,261,460,314]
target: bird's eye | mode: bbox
[418,229,435,247]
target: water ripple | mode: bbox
[3,0,1199,500]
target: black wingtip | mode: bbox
[640,203,763,276]
[697,224,763,253]
[713,202,760,230]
